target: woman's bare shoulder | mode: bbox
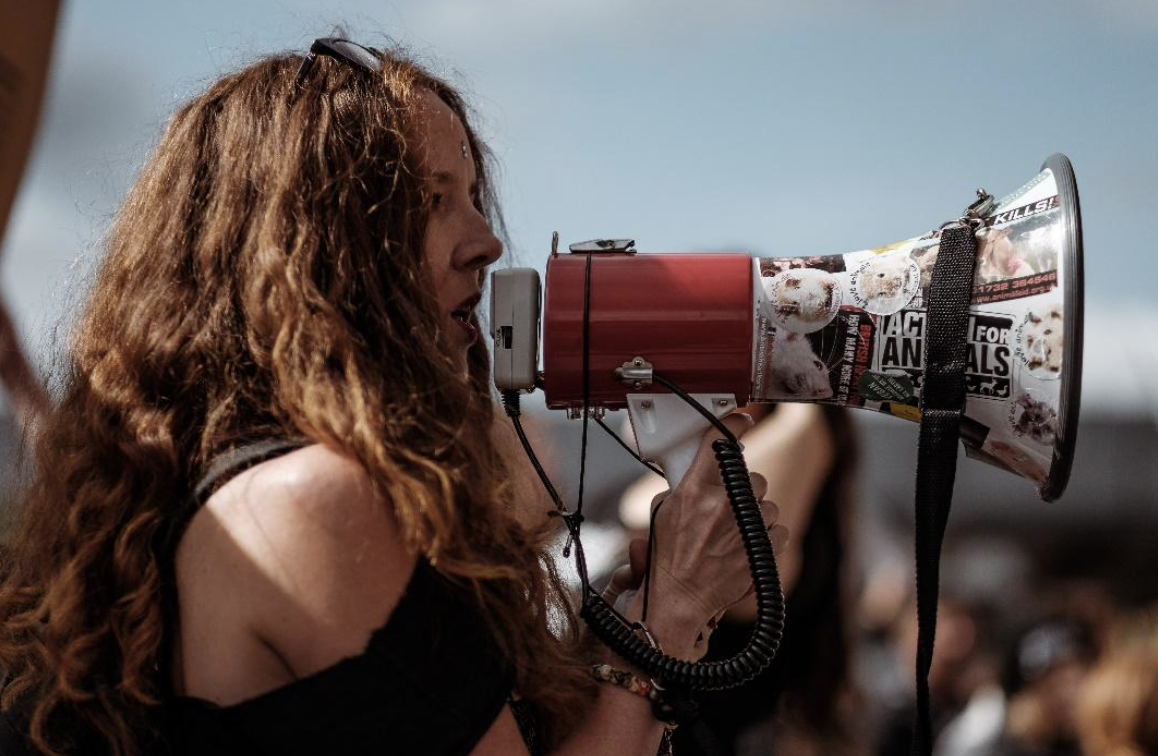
[178,443,418,679]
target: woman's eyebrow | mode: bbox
[432,170,478,193]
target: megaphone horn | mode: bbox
[492,154,1083,502]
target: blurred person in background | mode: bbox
[903,538,1030,756]
[982,618,1096,756]
[0,2,60,427]
[0,38,788,756]
[1076,604,1158,756]
[872,595,1005,756]
[620,403,864,756]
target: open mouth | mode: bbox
[450,293,482,344]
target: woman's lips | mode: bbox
[449,291,482,347]
[451,313,478,345]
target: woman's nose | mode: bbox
[454,216,503,272]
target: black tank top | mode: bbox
[167,560,516,755]
[162,439,527,756]
[0,440,535,756]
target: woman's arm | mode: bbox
[187,444,651,756]
[469,596,706,756]
[189,428,780,756]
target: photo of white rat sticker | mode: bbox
[1014,304,1064,379]
[849,255,921,315]
[764,328,834,401]
[760,268,842,334]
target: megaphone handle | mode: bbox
[626,393,739,489]
[579,430,785,695]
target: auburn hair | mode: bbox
[0,46,594,755]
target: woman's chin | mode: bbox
[435,331,472,379]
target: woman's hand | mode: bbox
[614,413,789,657]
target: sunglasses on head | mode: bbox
[294,37,382,87]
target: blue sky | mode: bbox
[5,0,1157,388]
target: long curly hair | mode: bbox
[0,45,595,755]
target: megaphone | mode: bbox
[493,153,1083,502]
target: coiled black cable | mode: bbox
[501,382,786,693]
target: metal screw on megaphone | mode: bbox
[614,356,655,389]
[965,188,995,219]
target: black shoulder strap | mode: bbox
[158,438,309,564]
[910,224,978,755]
[190,438,310,507]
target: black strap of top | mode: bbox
[910,224,978,755]
[159,438,309,564]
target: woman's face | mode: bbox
[415,91,503,363]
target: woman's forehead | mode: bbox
[414,90,473,171]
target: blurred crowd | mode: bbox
[539,403,1158,756]
[857,559,1158,756]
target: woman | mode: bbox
[0,38,785,755]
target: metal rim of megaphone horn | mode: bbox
[1038,153,1084,502]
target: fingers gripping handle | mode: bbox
[580,423,786,694]
[626,393,739,489]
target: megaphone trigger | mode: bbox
[625,392,739,490]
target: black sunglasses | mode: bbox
[294,37,382,87]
